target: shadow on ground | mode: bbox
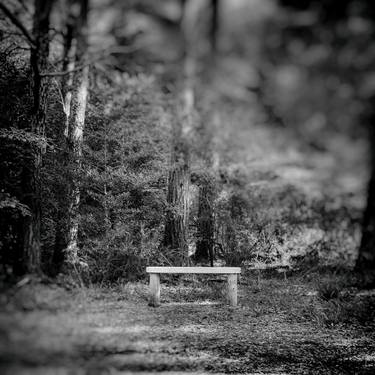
[0,276,374,374]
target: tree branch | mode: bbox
[41,60,92,77]
[0,2,36,49]
[40,44,146,77]
[133,2,180,27]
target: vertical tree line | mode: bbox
[0,0,90,275]
[193,0,219,265]
[53,0,90,271]
[162,0,195,259]
[163,0,219,265]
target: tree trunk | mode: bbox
[195,176,215,265]
[193,0,219,265]
[163,157,190,254]
[65,0,89,263]
[22,0,54,273]
[163,2,195,258]
[357,96,375,272]
[53,0,89,268]
[358,171,375,271]
[53,0,79,271]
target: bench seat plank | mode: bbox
[146,266,241,274]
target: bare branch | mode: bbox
[41,62,91,77]
[40,43,146,77]
[17,0,33,15]
[0,2,36,49]
[132,2,180,27]
[2,42,30,57]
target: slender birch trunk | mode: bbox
[53,0,78,269]
[65,0,89,263]
[53,0,89,267]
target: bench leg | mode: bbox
[227,274,237,307]
[149,273,160,307]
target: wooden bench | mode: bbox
[146,266,241,307]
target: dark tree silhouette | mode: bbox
[24,0,54,273]
[357,94,375,272]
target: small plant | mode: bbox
[317,280,341,301]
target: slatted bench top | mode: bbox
[146,266,241,274]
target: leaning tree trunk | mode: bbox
[23,0,54,273]
[357,95,375,272]
[65,0,89,263]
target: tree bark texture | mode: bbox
[163,1,196,258]
[23,0,54,273]
[65,0,89,263]
[53,0,89,267]
[53,0,80,270]
[163,132,191,255]
[191,0,219,265]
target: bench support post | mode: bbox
[227,274,237,306]
[149,273,160,307]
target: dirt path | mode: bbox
[0,277,374,374]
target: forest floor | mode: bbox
[0,274,374,374]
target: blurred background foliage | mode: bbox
[0,0,374,283]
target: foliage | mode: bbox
[78,71,171,281]
[0,54,34,277]
[0,0,372,281]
